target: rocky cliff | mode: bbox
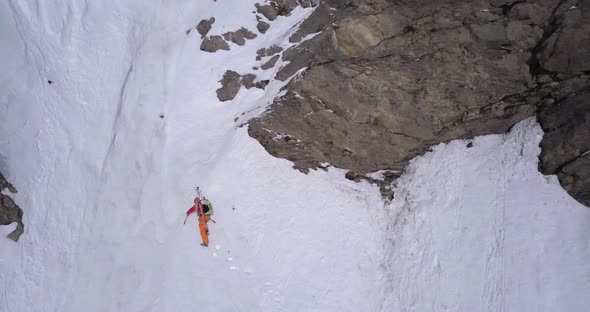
[0,172,24,241]
[248,0,589,205]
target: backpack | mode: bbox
[202,199,213,215]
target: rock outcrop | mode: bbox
[223,27,257,46]
[256,45,283,60]
[257,21,271,34]
[248,0,590,205]
[538,90,590,207]
[217,70,242,101]
[196,17,215,39]
[0,172,24,241]
[200,35,230,52]
[217,70,269,101]
[261,55,280,70]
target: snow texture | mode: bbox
[0,1,589,312]
[382,119,590,312]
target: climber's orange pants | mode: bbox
[198,214,210,245]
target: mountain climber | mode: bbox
[185,196,213,247]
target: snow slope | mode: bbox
[1,1,589,312]
[1,1,386,311]
[382,119,590,312]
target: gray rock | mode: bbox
[538,90,590,207]
[299,0,320,8]
[261,55,280,70]
[256,45,283,60]
[200,35,230,52]
[255,0,299,21]
[248,0,590,205]
[275,0,298,15]
[223,27,257,46]
[255,80,269,89]
[0,173,17,193]
[216,70,242,101]
[196,17,215,39]
[508,3,551,26]
[267,45,283,55]
[537,2,590,73]
[256,48,265,61]
[241,74,257,89]
[0,172,24,241]
[558,156,590,207]
[256,3,279,21]
[257,21,270,34]
[289,2,332,43]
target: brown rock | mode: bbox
[248,0,590,205]
[216,70,242,101]
[256,45,283,60]
[200,35,230,52]
[289,2,332,43]
[255,80,269,89]
[196,17,215,39]
[538,90,590,207]
[241,74,257,89]
[274,0,298,16]
[223,27,257,46]
[537,2,590,73]
[0,172,24,241]
[256,3,279,21]
[261,55,280,70]
[334,10,410,57]
[299,0,320,8]
[257,21,270,34]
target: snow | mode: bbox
[0,1,385,311]
[382,119,590,311]
[1,1,589,312]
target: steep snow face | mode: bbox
[0,1,387,312]
[1,1,589,312]
[382,119,590,312]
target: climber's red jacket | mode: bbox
[186,197,203,215]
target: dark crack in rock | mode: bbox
[216,70,242,101]
[197,17,215,39]
[0,172,24,241]
[223,27,257,46]
[200,35,230,52]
